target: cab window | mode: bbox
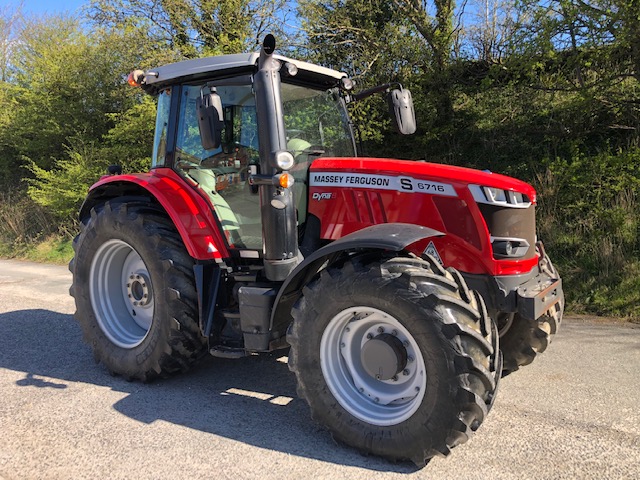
[174,84,262,250]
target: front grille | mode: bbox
[478,204,536,259]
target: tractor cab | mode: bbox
[155,79,356,252]
[134,39,413,281]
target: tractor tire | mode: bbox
[69,199,206,381]
[500,251,564,376]
[499,302,563,376]
[288,255,501,466]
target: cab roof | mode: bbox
[142,52,348,93]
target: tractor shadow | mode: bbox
[0,309,418,473]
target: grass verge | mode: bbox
[0,235,74,265]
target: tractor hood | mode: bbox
[307,157,539,276]
[309,157,537,204]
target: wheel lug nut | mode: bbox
[403,340,410,348]
[359,387,364,393]
[392,329,398,336]
[403,369,410,376]
[340,342,345,348]
[392,375,398,382]
[128,294,132,298]
[366,333,373,339]
[374,397,379,403]
[415,387,420,392]
[377,326,384,333]
[408,356,414,363]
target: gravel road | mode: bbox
[0,259,638,479]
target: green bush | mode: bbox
[26,139,109,226]
[537,148,640,318]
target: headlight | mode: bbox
[341,77,355,90]
[272,150,295,170]
[283,62,298,77]
[491,237,530,258]
[484,187,507,203]
[468,185,531,208]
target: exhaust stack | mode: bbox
[253,35,301,281]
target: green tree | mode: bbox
[0,4,23,188]
[298,1,432,156]
[88,0,295,57]
[502,0,640,152]
[298,1,486,161]
[391,0,458,124]
[8,17,101,168]
[0,12,166,230]
[26,139,110,222]
[101,95,157,172]
[5,16,152,169]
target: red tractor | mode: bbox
[70,36,563,466]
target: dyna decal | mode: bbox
[311,192,336,201]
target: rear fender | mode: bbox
[79,169,229,260]
[269,223,444,342]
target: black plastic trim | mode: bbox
[193,262,222,337]
[462,266,564,321]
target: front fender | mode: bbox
[269,223,444,339]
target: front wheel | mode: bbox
[288,255,501,466]
[500,250,564,376]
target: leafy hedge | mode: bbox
[1,3,639,319]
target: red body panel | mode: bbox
[90,158,539,276]
[89,168,229,261]
[308,158,539,276]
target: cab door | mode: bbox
[173,83,264,253]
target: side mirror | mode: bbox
[197,89,224,150]
[388,88,416,135]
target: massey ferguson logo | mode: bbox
[312,192,335,201]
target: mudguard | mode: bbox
[268,223,444,344]
[79,168,230,261]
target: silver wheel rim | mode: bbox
[320,306,427,426]
[90,239,154,349]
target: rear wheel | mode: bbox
[70,200,206,381]
[288,255,501,466]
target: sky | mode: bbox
[1,0,88,16]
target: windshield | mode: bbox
[281,83,356,158]
[171,82,355,164]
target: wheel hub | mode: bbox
[360,333,408,380]
[320,307,427,426]
[90,239,154,349]
[127,273,151,307]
